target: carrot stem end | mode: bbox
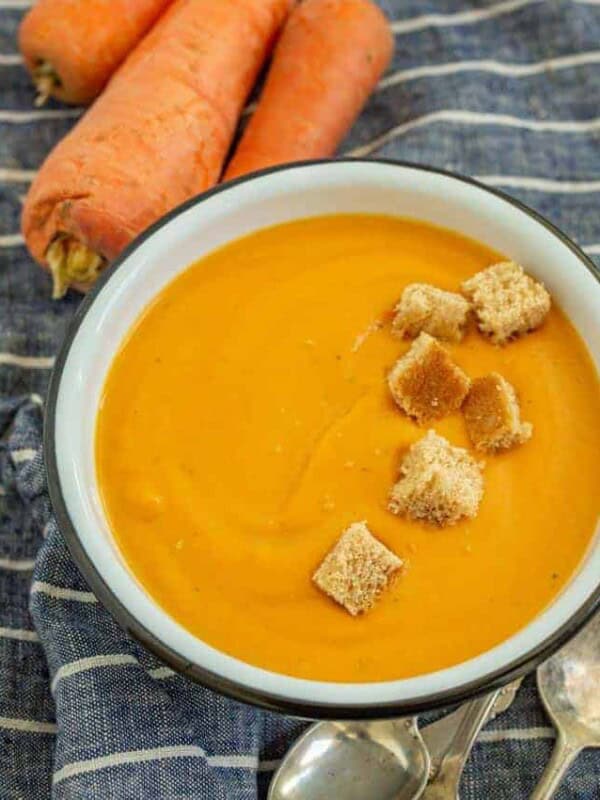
[32,60,61,107]
[46,236,105,299]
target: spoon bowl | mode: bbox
[538,611,600,742]
[268,718,430,800]
[531,612,600,799]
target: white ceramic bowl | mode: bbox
[45,160,600,719]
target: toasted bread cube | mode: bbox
[389,430,484,526]
[313,521,402,616]
[461,261,551,344]
[463,373,532,452]
[392,283,471,342]
[388,333,471,423]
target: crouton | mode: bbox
[388,430,484,526]
[388,333,471,423]
[392,283,471,342]
[312,521,402,616]
[463,373,532,452]
[461,261,551,344]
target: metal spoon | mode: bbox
[267,717,430,800]
[421,691,500,799]
[422,679,522,782]
[268,681,521,800]
[530,612,600,800]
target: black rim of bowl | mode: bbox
[44,158,600,720]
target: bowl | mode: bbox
[45,160,600,719]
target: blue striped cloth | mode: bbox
[1,1,599,798]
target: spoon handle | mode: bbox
[529,733,580,800]
[422,690,499,799]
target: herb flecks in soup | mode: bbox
[96,215,600,682]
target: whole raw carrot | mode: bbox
[22,0,293,297]
[224,0,393,181]
[19,0,175,105]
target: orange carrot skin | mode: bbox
[224,0,394,181]
[22,0,293,269]
[19,0,175,105]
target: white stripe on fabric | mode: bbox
[0,167,37,182]
[0,557,35,571]
[0,353,54,368]
[584,243,600,254]
[51,654,138,693]
[11,448,37,463]
[51,657,179,690]
[476,175,600,192]
[207,754,260,769]
[379,51,600,90]
[347,111,600,157]
[206,755,279,771]
[148,666,176,680]
[31,581,97,603]
[391,0,540,34]
[0,626,39,642]
[480,726,555,742]
[0,109,80,123]
[0,54,22,65]
[0,716,57,734]
[53,746,281,784]
[53,746,210,785]
[0,234,24,247]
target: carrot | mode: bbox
[22,0,293,298]
[19,0,176,106]
[224,0,393,181]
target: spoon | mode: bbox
[530,612,600,799]
[422,679,522,782]
[421,691,501,799]
[267,717,430,800]
[268,681,522,800]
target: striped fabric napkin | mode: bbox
[1,1,599,797]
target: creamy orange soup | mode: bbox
[96,215,600,682]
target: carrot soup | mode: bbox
[96,215,600,682]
